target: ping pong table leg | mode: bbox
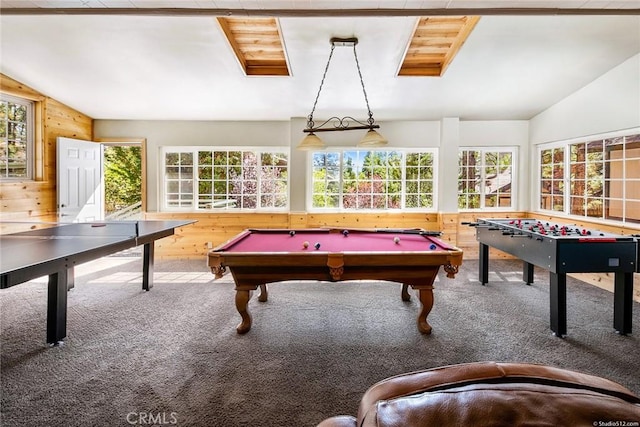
[66,267,75,290]
[47,270,68,345]
[142,242,154,291]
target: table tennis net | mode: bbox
[1,221,140,238]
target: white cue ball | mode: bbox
[394,236,400,244]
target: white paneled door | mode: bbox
[57,137,104,222]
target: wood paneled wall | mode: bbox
[144,212,291,257]
[145,211,531,259]
[146,211,640,303]
[0,74,93,220]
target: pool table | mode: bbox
[207,228,463,334]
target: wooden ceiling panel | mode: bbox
[217,17,290,76]
[398,16,480,77]
[217,15,476,78]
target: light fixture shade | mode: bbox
[357,129,388,147]
[297,132,326,151]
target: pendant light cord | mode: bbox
[305,38,377,130]
[353,44,375,127]
[307,43,336,129]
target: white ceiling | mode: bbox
[1,1,639,122]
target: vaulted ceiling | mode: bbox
[1,1,639,122]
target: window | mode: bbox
[310,149,436,210]
[458,148,516,210]
[569,139,605,218]
[537,132,640,224]
[0,95,33,180]
[539,146,565,212]
[162,147,288,211]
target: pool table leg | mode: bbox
[414,285,434,334]
[235,289,254,334]
[401,284,411,301]
[258,284,268,302]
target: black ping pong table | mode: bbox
[0,220,194,345]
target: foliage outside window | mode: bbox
[162,147,288,210]
[104,146,142,216]
[311,149,436,210]
[539,132,640,224]
[458,148,515,210]
[0,95,33,180]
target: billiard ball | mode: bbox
[393,236,400,244]
[302,241,309,249]
[314,242,321,250]
[429,244,437,250]
[342,230,349,237]
[289,230,295,237]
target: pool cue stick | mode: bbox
[373,228,442,237]
[321,226,442,236]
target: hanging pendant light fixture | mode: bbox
[297,37,387,151]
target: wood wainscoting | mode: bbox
[143,211,532,259]
[145,211,639,303]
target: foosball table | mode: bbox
[466,218,639,337]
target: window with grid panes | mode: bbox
[538,132,640,224]
[458,148,515,210]
[164,151,194,208]
[539,147,565,212]
[311,149,436,210]
[569,140,604,218]
[162,147,288,211]
[0,95,33,180]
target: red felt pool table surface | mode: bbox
[208,228,463,335]
[220,229,453,253]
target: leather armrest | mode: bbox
[316,415,357,427]
[357,361,640,420]
[316,362,640,427]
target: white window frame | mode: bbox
[306,147,439,212]
[458,147,518,211]
[535,128,640,226]
[160,146,290,212]
[0,94,34,181]
[536,140,567,214]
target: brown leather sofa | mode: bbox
[317,361,640,427]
